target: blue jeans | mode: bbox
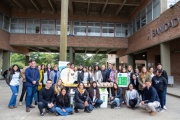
[163,88,167,106]
[55,107,73,116]
[94,99,103,108]
[38,102,55,114]
[75,102,93,111]
[112,98,121,107]
[158,91,164,109]
[26,86,36,108]
[8,85,19,107]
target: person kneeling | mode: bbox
[126,83,140,110]
[38,79,55,116]
[55,88,73,116]
[74,82,93,113]
[110,82,123,109]
[88,81,103,108]
[140,80,160,116]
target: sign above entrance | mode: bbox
[148,17,179,40]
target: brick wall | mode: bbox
[9,34,128,49]
[0,30,29,55]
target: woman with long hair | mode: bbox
[7,64,21,109]
[88,66,93,82]
[126,83,140,109]
[78,67,90,84]
[49,65,60,85]
[88,81,103,108]
[93,65,103,83]
[138,67,151,96]
[54,79,64,97]
[149,67,155,78]
[109,65,117,83]
[74,82,93,113]
[110,82,123,109]
[55,88,73,116]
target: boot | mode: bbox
[84,107,91,113]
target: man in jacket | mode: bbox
[141,80,160,116]
[25,60,40,112]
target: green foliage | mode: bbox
[10,62,25,69]
[10,52,108,68]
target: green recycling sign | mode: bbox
[117,73,128,87]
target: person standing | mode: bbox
[101,65,108,82]
[127,65,134,85]
[107,63,112,82]
[109,65,117,83]
[130,74,139,92]
[93,65,103,83]
[88,66,93,82]
[78,67,90,84]
[152,69,167,112]
[25,60,40,112]
[19,60,31,106]
[7,64,21,109]
[157,63,168,110]
[138,67,151,97]
[140,80,160,116]
[49,65,60,85]
[46,64,52,80]
[149,67,155,78]
[38,79,55,116]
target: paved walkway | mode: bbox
[0,80,180,120]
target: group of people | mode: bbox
[5,59,168,117]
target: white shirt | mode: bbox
[74,71,78,82]
[83,72,89,84]
[10,72,20,86]
[93,89,96,102]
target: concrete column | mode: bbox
[25,55,30,66]
[116,57,119,69]
[160,42,171,75]
[128,54,134,66]
[160,0,167,13]
[69,47,74,63]
[70,21,73,35]
[60,0,69,61]
[2,51,10,73]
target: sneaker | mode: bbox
[68,111,74,115]
[55,112,59,116]
[40,113,44,116]
[13,106,17,108]
[30,105,35,108]
[163,106,167,110]
[8,106,14,109]
[26,108,30,112]
[111,104,115,109]
[115,106,121,109]
[19,102,22,106]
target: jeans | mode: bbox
[19,82,26,102]
[158,91,165,109]
[55,107,73,116]
[129,98,138,108]
[38,102,55,114]
[94,99,103,108]
[26,86,36,108]
[112,98,121,107]
[75,102,93,111]
[163,88,167,106]
[34,92,38,102]
[8,85,19,107]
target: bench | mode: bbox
[168,76,174,87]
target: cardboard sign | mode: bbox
[117,73,128,87]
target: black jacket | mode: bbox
[78,72,90,83]
[143,86,160,103]
[162,70,168,83]
[73,89,90,104]
[101,70,108,82]
[112,87,123,100]
[56,94,70,109]
[88,87,100,102]
[152,75,167,92]
[39,87,54,105]
[130,78,139,91]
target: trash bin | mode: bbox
[69,88,75,105]
[100,88,108,108]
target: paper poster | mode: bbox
[117,73,128,87]
[60,68,75,84]
[58,61,69,72]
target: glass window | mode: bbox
[153,0,160,20]
[3,15,10,31]
[10,18,25,33]
[56,20,70,35]
[26,19,40,34]
[102,23,114,37]
[0,12,3,29]
[132,19,136,33]
[41,20,55,34]
[167,0,178,8]
[136,14,140,31]
[147,3,152,23]
[73,22,86,36]
[141,8,146,27]
[87,22,100,36]
[115,24,129,37]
